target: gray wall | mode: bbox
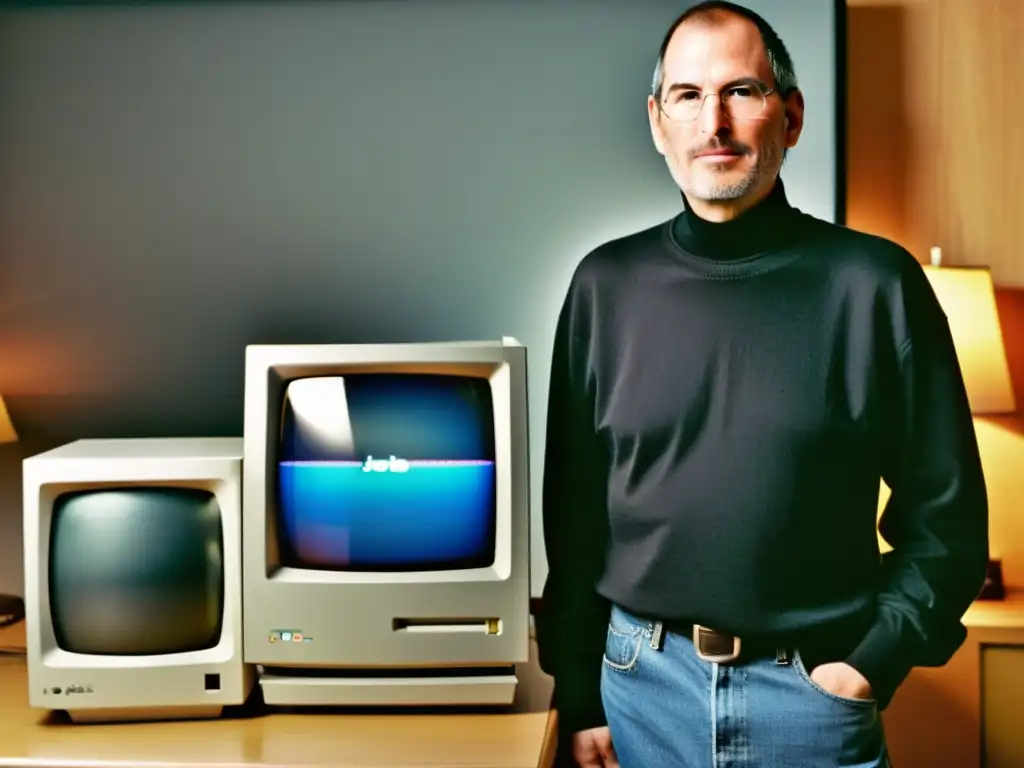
[0,0,842,598]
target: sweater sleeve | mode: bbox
[844,261,989,708]
[535,274,612,736]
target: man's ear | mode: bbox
[782,89,804,149]
[648,95,667,157]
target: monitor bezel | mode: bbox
[36,478,237,668]
[246,341,527,587]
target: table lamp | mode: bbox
[0,395,22,628]
[924,247,1015,599]
[0,395,17,445]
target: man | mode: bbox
[536,2,989,767]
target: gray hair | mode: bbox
[650,1,799,99]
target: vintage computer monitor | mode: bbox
[22,437,254,723]
[242,338,531,707]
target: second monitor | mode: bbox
[241,338,531,707]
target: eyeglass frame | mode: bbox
[653,78,779,123]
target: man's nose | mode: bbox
[699,94,730,134]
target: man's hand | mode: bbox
[572,726,620,767]
[809,661,874,701]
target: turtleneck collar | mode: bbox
[670,177,805,263]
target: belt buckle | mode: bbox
[693,624,741,663]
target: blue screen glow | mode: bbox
[275,373,497,571]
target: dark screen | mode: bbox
[49,487,224,656]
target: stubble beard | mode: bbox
[677,138,782,203]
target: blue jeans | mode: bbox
[600,605,891,767]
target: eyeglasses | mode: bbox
[658,83,776,122]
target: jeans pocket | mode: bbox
[792,649,877,708]
[602,607,643,674]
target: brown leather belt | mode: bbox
[660,618,790,664]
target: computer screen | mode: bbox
[49,487,224,656]
[276,373,496,572]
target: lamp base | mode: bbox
[977,559,1006,600]
[0,594,24,628]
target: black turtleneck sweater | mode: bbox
[536,180,989,735]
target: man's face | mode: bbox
[647,14,803,215]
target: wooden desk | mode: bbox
[0,623,557,768]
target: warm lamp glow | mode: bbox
[0,395,17,444]
[922,264,1016,414]
[880,254,1014,592]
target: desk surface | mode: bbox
[0,624,557,768]
[962,587,1024,629]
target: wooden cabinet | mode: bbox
[982,645,1024,767]
[882,590,1024,768]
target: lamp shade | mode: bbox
[922,264,1016,414]
[0,395,17,444]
